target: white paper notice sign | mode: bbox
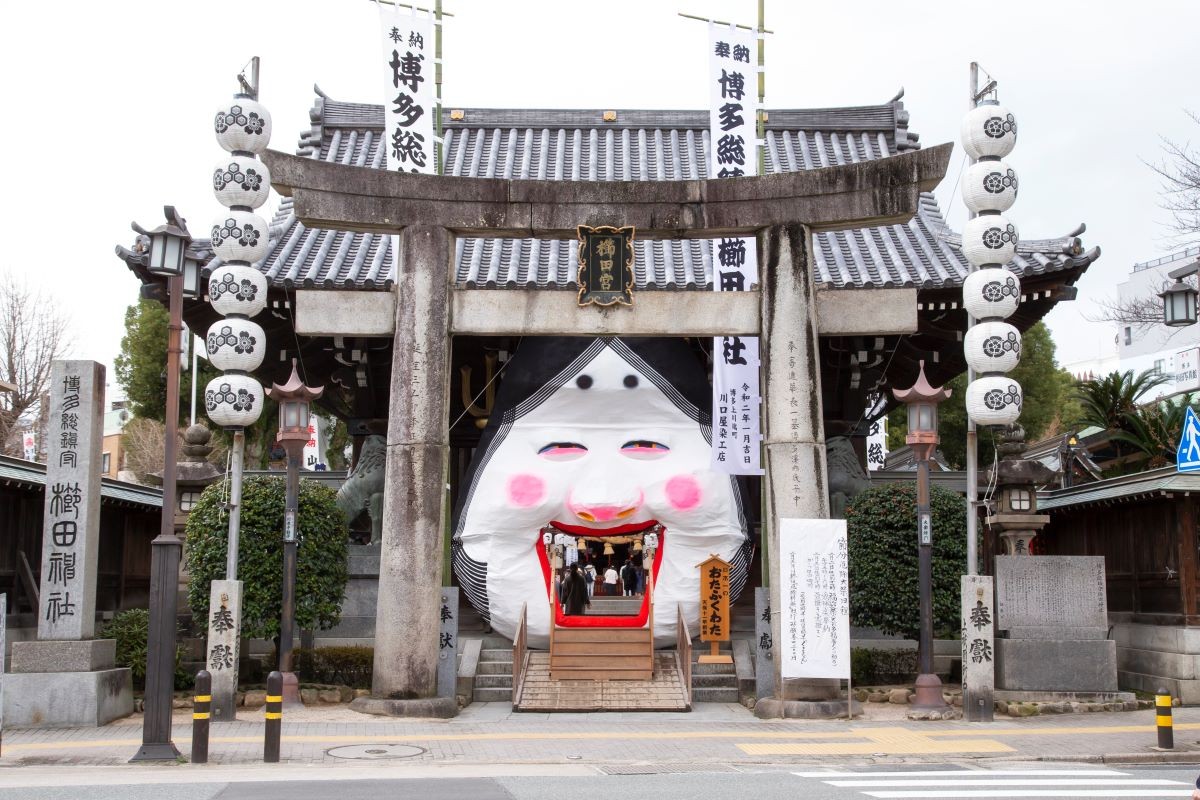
[779,518,850,680]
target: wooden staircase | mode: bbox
[550,626,654,681]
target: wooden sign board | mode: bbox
[698,554,733,664]
[576,225,635,307]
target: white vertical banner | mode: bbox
[708,22,762,474]
[378,6,436,175]
[866,392,888,471]
[778,518,850,680]
[302,415,322,471]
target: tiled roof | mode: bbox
[222,94,1096,292]
[1037,466,1200,511]
[0,455,162,509]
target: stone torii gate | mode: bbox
[264,142,950,712]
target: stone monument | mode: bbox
[4,361,133,727]
[994,555,1119,694]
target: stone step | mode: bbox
[691,673,739,689]
[480,649,514,663]
[692,661,737,675]
[474,674,513,689]
[477,661,512,675]
[473,686,513,703]
[692,686,739,703]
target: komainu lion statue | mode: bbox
[826,435,870,519]
[336,434,386,544]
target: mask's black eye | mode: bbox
[620,441,669,459]
[538,442,588,461]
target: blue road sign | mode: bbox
[1177,406,1200,472]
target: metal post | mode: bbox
[965,61,979,576]
[131,274,184,762]
[227,431,245,581]
[279,446,301,706]
[189,331,198,427]
[264,671,282,762]
[1156,688,1174,749]
[912,450,946,708]
[191,670,211,764]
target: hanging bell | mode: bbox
[603,541,614,556]
[633,538,644,553]
[576,537,587,551]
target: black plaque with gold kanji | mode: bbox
[576,225,635,307]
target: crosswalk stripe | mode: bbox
[860,791,1193,798]
[794,770,1127,778]
[833,779,1185,787]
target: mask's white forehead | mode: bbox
[516,347,698,428]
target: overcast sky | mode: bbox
[3,0,1198,399]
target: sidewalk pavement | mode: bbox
[2,700,1200,771]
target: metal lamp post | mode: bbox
[892,360,952,711]
[130,207,195,762]
[266,360,323,706]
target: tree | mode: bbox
[114,299,218,423]
[1073,369,1171,432]
[845,482,967,639]
[1094,111,1200,329]
[1112,393,1198,469]
[0,272,72,456]
[887,322,1069,467]
[184,476,349,641]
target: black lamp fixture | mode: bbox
[1161,261,1200,328]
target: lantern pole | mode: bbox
[965,62,980,576]
[893,361,952,712]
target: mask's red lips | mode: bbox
[535,523,664,629]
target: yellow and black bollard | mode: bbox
[264,670,282,763]
[1156,687,1174,750]
[191,670,212,764]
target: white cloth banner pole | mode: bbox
[707,23,762,475]
[778,518,850,680]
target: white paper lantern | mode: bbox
[961,102,1017,160]
[213,156,270,210]
[966,376,1022,427]
[210,210,269,264]
[204,373,264,428]
[961,159,1018,214]
[214,97,272,155]
[962,214,1019,267]
[208,264,268,318]
[964,321,1022,374]
[962,267,1021,321]
[206,318,266,372]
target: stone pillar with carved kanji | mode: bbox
[4,361,134,727]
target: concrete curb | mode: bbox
[1045,751,1200,765]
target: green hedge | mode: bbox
[100,608,192,690]
[185,476,349,640]
[845,482,968,640]
[850,647,919,685]
[295,645,374,688]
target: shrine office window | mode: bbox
[102,452,111,474]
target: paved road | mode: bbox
[1,764,1197,800]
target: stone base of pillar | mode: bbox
[782,677,840,701]
[349,695,458,718]
[3,668,133,728]
[754,697,860,719]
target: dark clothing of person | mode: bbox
[621,564,638,596]
[563,572,590,615]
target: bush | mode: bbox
[295,645,374,688]
[850,647,919,684]
[185,476,349,641]
[100,608,191,691]
[845,482,968,640]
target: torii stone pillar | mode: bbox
[263,140,950,713]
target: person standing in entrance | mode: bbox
[584,563,597,597]
[604,564,619,596]
[621,559,638,596]
[562,564,590,616]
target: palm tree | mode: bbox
[1073,369,1171,431]
[1111,393,1198,468]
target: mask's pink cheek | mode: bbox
[507,473,546,508]
[665,475,702,511]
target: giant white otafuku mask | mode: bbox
[453,338,750,648]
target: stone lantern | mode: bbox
[985,424,1056,555]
